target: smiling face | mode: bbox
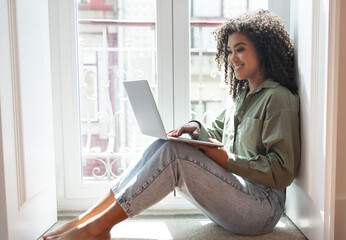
[227,32,265,87]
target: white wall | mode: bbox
[286,0,328,239]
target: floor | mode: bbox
[41,213,307,240]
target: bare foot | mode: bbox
[44,190,116,239]
[55,225,111,240]
[43,218,80,240]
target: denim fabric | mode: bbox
[111,139,286,235]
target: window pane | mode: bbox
[189,0,268,125]
[76,0,157,182]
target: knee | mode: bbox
[145,139,168,153]
[153,138,168,146]
[155,140,178,158]
[162,140,193,150]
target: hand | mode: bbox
[167,121,200,138]
[188,138,228,169]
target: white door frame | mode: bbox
[324,0,340,238]
[0,0,57,239]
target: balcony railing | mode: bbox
[77,19,228,181]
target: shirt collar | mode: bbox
[236,79,280,106]
[249,78,280,95]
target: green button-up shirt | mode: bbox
[198,79,300,190]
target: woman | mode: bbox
[44,9,300,239]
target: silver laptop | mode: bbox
[123,80,223,147]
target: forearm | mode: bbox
[195,139,228,169]
[205,148,228,169]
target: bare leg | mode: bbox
[54,201,128,240]
[43,189,117,239]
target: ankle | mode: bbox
[84,219,111,237]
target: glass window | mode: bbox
[76,0,158,182]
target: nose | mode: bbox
[228,52,237,64]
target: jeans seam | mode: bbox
[259,201,279,234]
[115,196,133,217]
[180,155,267,201]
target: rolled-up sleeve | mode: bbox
[197,110,226,142]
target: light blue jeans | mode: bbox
[111,139,286,235]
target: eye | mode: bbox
[237,47,245,52]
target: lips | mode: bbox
[233,64,244,71]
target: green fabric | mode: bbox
[198,79,300,190]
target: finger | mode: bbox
[208,138,221,144]
[167,128,183,137]
[207,138,225,149]
[176,126,191,136]
[166,130,176,136]
[192,129,200,137]
[175,128,184,137]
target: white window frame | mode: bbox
[51,0,195,211]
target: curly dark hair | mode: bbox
[213,9,297,99]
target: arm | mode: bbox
[168,110,229,168]
[189,138,228,168]
[167,121,201,138]
[168,109,226,140]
